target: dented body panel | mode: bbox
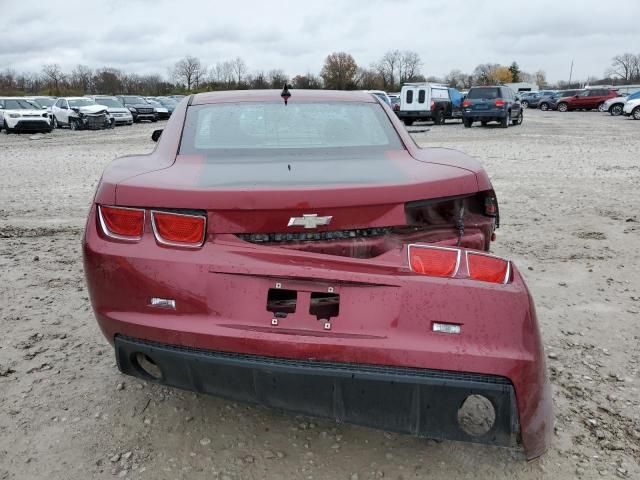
[83,89,552,459]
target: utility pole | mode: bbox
[568,60,574,87]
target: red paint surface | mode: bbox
[83,89,552,459]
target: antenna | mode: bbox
[281,84,291,105]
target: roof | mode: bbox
[191,89,376,106]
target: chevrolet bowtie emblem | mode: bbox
[287,214,333,229]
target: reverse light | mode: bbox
[408,245,460,278]
[495,99,505,107]
[433,322,461,334]
[98,205,145,240]
[467,252,510,284]
[151,211,206,248]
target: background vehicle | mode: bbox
[390,95,400,112]
[365,90,391,106]
[116,95,157,122]
[24,96,56,125]
[623,98,640,119]
[153,96,179,115]
[0,97,52,133]
[518,92,541,109]
[603,91,640,116]
[538,90,582,111]
[398,83,461,125]
[556,89,618,112]
[145,98,170,119]
[90,96,134,125]
[51,97,114,130]
[462,86,522,128]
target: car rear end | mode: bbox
[83,91,552,459]
[462,87,509,123]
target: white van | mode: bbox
[398,83,453,125]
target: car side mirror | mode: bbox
[151,129,163,142]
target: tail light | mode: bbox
[408,246,460,278]
[408,245,510,284]
[430,100,435,110]
[484,197,498,216]
[462,100,471,108]
[151,211,206,248]
[98,205,145,240]
[467,252,510,284]
[495,99,505,107]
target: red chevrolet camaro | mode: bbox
[83,89,552,459]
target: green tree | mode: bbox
[508,62,521,82]
[320,52,358,90]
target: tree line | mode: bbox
[1,50,638,97]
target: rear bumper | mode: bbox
[462,110,507,121]
[116,335,520,448]
[397,111,433,120]
[83,205,553,459]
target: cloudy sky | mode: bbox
[1,0,639,83]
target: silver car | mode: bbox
[89,96,134,125]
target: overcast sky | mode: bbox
[1,0,639,83]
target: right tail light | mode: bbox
[408,245,511,284]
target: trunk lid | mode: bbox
[115,150,480,233]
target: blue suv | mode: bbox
[462,86,522,128]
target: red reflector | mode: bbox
[462,100,471,107]
[467,253,509,284]
[152,211,206,247]
[99,206,144,239]
[409,246,459,277]
[495,99,505,107]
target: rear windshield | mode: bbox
[179,102,403,158]
[467,88,501,100]
[94,97,123,108]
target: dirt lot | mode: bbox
[1,110,639,480]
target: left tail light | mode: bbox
[495,99,505,107]
[462,100,471,107]
[98,205,145,241]
[408,244,511,284]
[151,211,206,248]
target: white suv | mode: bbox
[0,97,52,133]
[51,97,114,130]
[623,98,640,120]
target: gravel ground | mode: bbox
[1,110,639,480]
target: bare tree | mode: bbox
[173,55,203,91]
[42,63,64,94]
[70,64,93,93]
[534,70,547,87]
[399,51,422,84]
[291,73,323,89]
[321,52,358,90]
[606,53,638,82]
[354,67,383,90]
[374,50,402,90]
[267,69,288,89]
[231,57,247,85]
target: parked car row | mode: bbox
[382,82,640,129]
[0,94,184,133]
